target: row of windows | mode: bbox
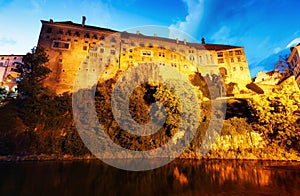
[217,50,242,57]
[46,27,106,41]
[232,67,244,71]
[218,57,242,64]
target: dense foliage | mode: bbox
[249,86,300,152]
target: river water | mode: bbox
[0,159,299,195]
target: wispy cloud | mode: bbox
[0,37,17,45]
[286,37,300,48]
[169,0,205,40]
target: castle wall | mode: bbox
[37,19,251,94]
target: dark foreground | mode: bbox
[0,159,300,195]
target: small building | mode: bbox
[287,43,300,89]
[0,55,22,92]
[254,70,281,85]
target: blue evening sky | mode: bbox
[1,0,300,76]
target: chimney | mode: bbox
[176,38,179,44]
[201,37,206,44]
[82,16,86,27]
[136,30,140,35]
[50,19,53,23]
[184,39,186,45]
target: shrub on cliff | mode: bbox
[248,86,300,152]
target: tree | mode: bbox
[0,86,8,102]
[15,46,51,98]
[275,55,292,78]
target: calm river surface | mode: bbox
[0,159,300,195]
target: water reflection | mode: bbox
[0,159,299,195]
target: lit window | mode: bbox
[184,65,188,69]
[240,67,243,71]
[217,52,223,57]
[235,50,242,55]
[218,59,224,64]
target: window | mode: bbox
[58,29,63,34]
[52,41,70,50]
[142,50,152,56]
[199,56,203,64]
[189,56,194,61]
[122,48,126,52]
[218,59,224,64]
[46,28,52,33]
[67,30,72,35]
[233,67,236,71]
[237,57,241,62]
[100,48,104,53]
[92,34,98,39]
[240,67,243,71]
[129,55,133,59]
[217,52,223,57]
[53,42,59,48]
[235,50,242,55]
[64,43,70,49]
[0,62,3,66]
[74,39,78,42]
[229,51,233,56]
[75,32,80,37]
[130,42,135,46]
[129,49,133,53]
[111,50,116,55]
[58,59,63,63]
[83,46,88,51]
[231,58,234,63]
[139,42,145,47]
[84,33,90,38]
[184,65,188,69]
[111,37,116,42]
[159,52,165,57]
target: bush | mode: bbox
[248,86,300,151]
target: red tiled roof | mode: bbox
[41,20,243,51]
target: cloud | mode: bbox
[0,37,17,45]
[273,47,281,54]
[168,0,205,40]
[286,37,300,48]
